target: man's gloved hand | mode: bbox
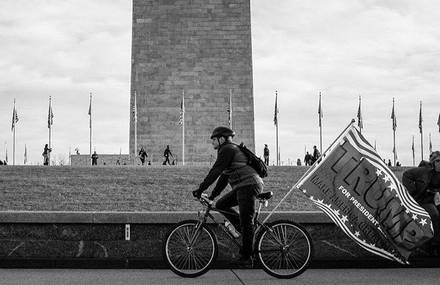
[192,189,202,199]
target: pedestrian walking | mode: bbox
[138,147,148,165]
[163,145,173,165]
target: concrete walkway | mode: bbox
[0,268,439,285]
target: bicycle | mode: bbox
[162,191,313,279]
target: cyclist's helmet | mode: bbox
[210,126,235,139]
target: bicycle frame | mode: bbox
[192,195,272,252]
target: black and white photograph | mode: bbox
[1,0,440,284]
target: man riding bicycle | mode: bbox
[192,126,263,267]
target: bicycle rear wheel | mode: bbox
[163,220,218,278]
[257,220,313,279]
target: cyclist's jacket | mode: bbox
[198,141,263,199]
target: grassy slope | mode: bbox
[0,166,407,212]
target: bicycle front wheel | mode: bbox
[163,220,218,278]
[257,220,313,279]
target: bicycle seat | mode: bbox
[256,191,273,201]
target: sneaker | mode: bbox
[230,256,254,269]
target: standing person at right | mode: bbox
[311,145,320,164]
[91,151,99,166]
[163,145,173,165]
[42,144,52,166]
[263,144,269,166]
[402,151,440,253]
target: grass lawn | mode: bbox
[0,165,408,212]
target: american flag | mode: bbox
[357,96,363,130]
[11,100,18,131]
[418,101,423,134]
[391,99,396,131]
[178,90,184,126]
[133,91,137,123]
[274,91,278,126]
[227,89,232,128]
[48,97,54,128]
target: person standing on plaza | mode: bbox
[91,151,99,165]
[311,146,320,164]
[42,144,52,166]
[192,126,264,267]
[304,151,312,166]
[163,145,173,165]
[263,144,269,166]
[139,147,148,165]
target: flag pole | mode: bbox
[275,91,279,166]
[48,96,52,166]
[229,89,233,129]
[419,101,423,161]
[134,91,137,164]
[89,93,92,165]
[412,135,415,166]
[182,89,185,166]
[318,92,323,154]
[429,133,432,154]
[12,99,16,165]
[263,119,357,224]
[392,98,396,166]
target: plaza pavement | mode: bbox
[0,268,439,285]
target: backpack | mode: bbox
[236,143,268,178]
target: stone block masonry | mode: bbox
[130,0,255,164]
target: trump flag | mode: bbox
[297,122,433,263]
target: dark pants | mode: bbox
[264,156,269,166]
[215,184,262,258]
[164,156,170,165]
[421,203,440,244]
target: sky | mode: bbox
[1,0,440,166]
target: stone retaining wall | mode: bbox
[0,211,436,268]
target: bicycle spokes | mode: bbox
[164,221,218,278]
[257,221,313,279]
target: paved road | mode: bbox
[0,268,439,285]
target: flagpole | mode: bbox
[412,135,415,166]
[275,91,279,166]
[419,101,423,161]
[432,133,434,154]
[12,99,16,166]
[318,92,323,154]
[357,96,362,134]
[89,93,92,165]
[229,89,233,129]
[392,98,396,166]
[48,96,52,166]
[134,91,137,163]
[263,119,356,224]
[182,89,185,166]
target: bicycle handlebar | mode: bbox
[198,193,213,207]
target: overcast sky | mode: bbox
[1,0,439,166]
